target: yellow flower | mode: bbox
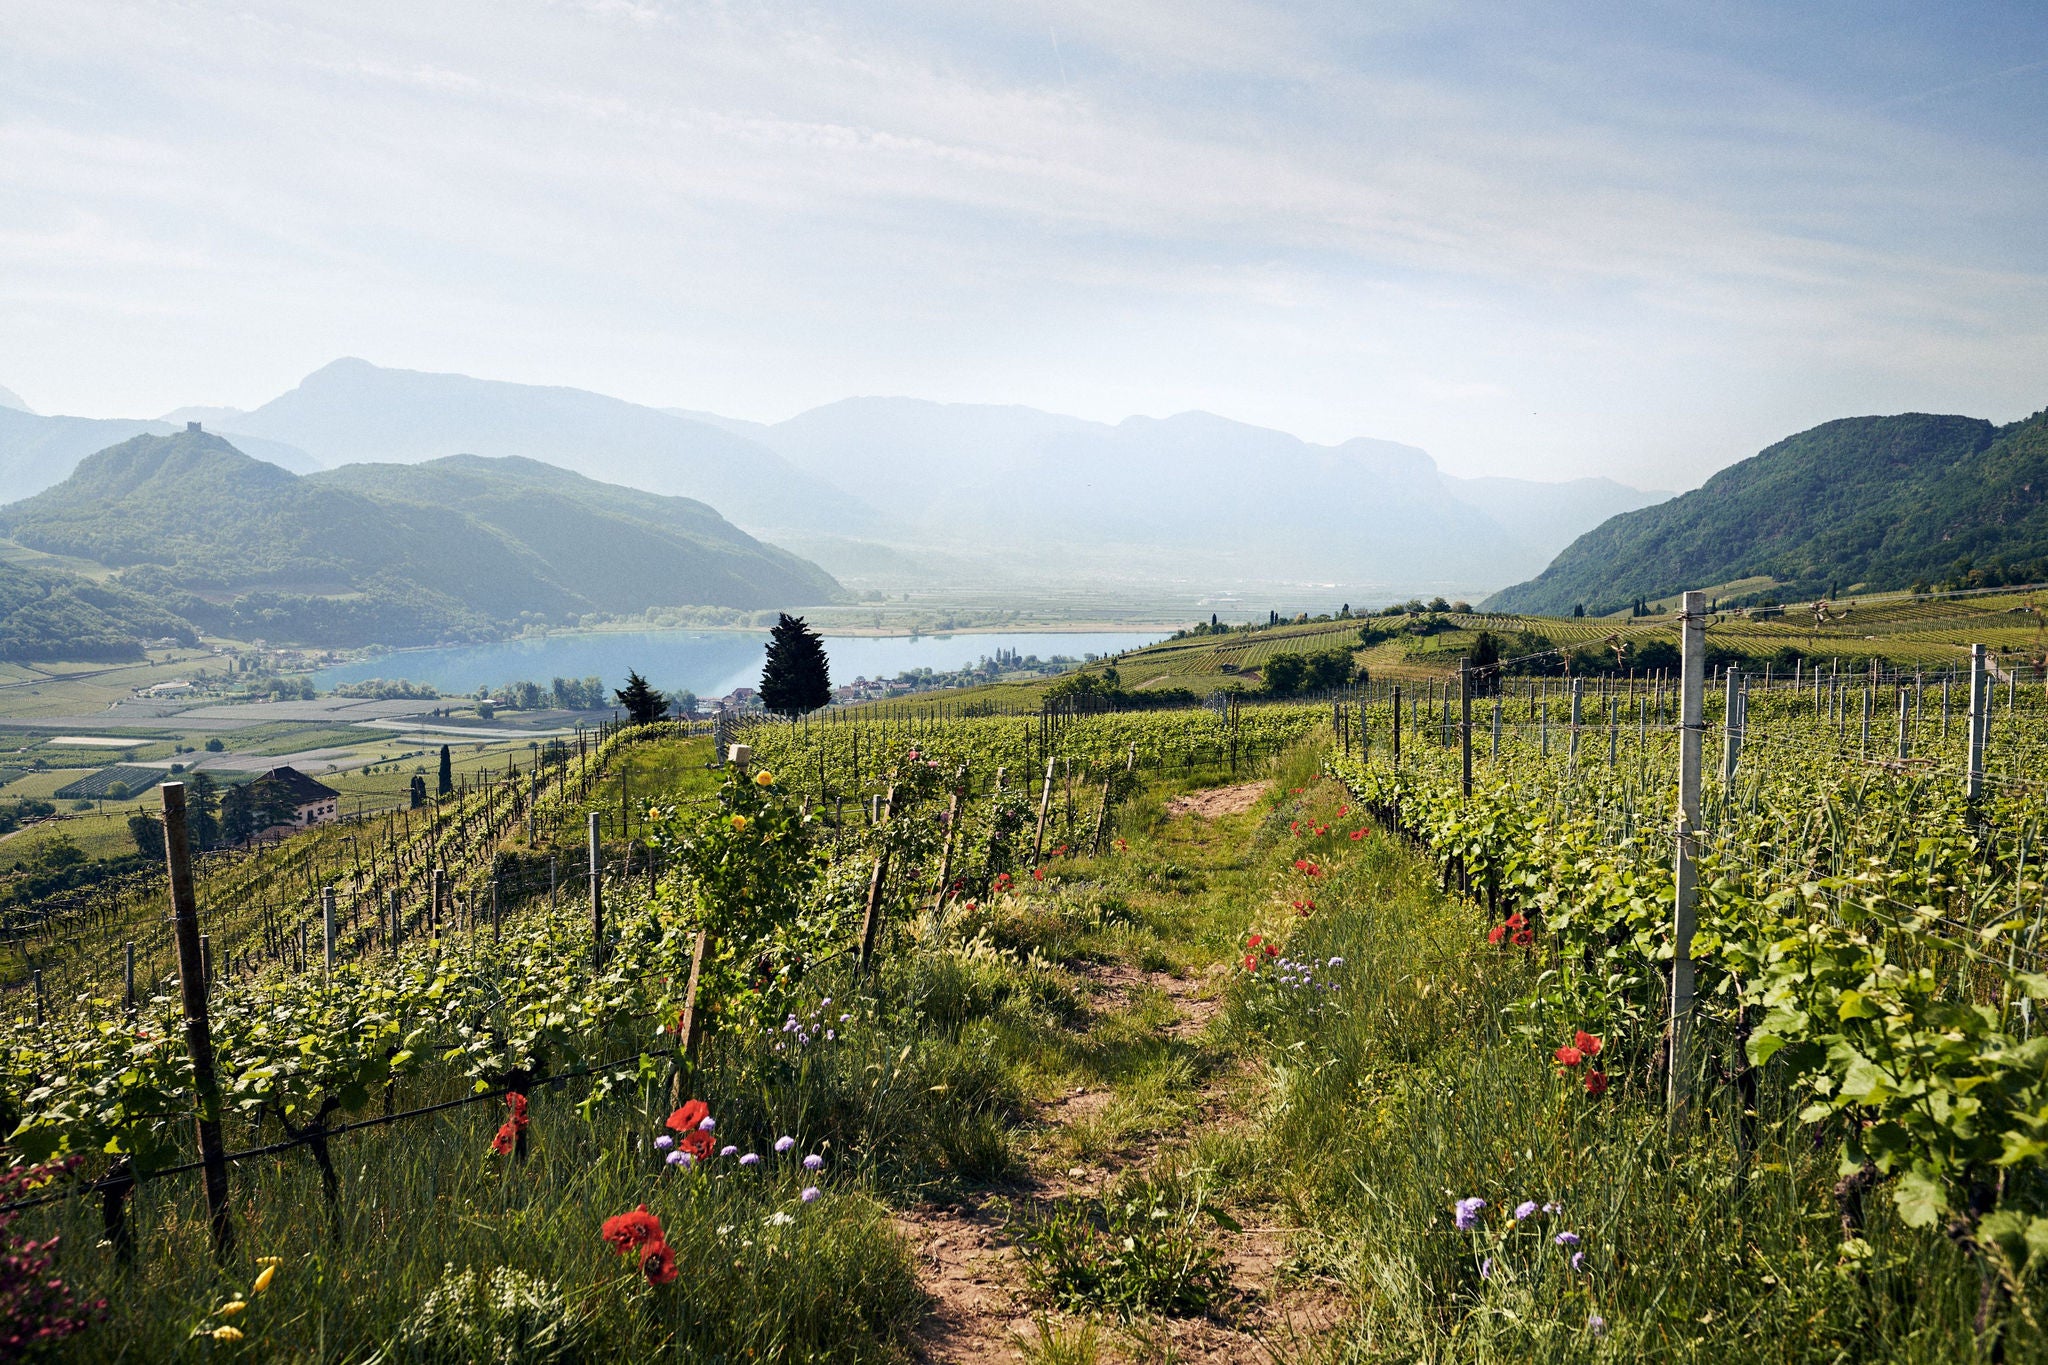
[754,770,775,786]
[729,814,748,832]
[212,1325,245,1342]
[219,1299,248,1315]
[252,1264,277,1294]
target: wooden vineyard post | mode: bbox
[1897,688,1910,761]
[1568,677,1582,768]
[1030,758,1056,864]
[1860,686,1871,758]
[430,867,444,936]
[1668,591,1706,1129]
[389,889,402,950]
[1491,695,1501,762]
[857,784,900,972]
[932,770,965,915]
[1459,662,1473,797]
[123,941,135,1018]
[1391,686,1401,767]
[589,812,605,971]
[161,782,234,1261]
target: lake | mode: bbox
[311,629,1167,700]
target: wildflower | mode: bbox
[1453,1197,1486,1230]
[1511,929,1535,947]
[1249,934,1263,947]
[667,1100,710,1134]
[1571,1250,1588,1272]
[774,1136,796,1153]
[1350,829,1365,840]
[767,1211,795,1227]
[654,1134,674,1151]
[1572,1029,1603,1057]
[601,1205,663,1254]
[218,1300,247,1316]
[1327,957,1344,968]
[1337,805,1349,817]
[1514,1200,1538,1220]
[1480,1257,1493,1280]
[801,1186,821,1203]
[755,770,775,786]
[1584,1070,1609,1096]
[1264,943,1278,958]
[1554,1231,1580,1246]
[253,1264,278,1294]
[1554,1045,1584,1067]
[729,814,749,832]
[212,1326,245,1342]
[490,1122,518,1155]
[740,1153,761,1167]
[1243,954,1258,971]
[1113,838,1128,852]
[1588,1314,1607,1337]
[641,1240,679,1285]
[1488,923,1509,945]
[666,1150,689,1167]
[803,1154,824,1171]
[1542,1202,1560,1214]
[1032,867,1045,881]
[679,1130,716,1161]
[721,1145,738,1157]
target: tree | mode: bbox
[671,690,700,720]
[187,772,220,850]
[437,745,453,797]
[759,614,832,717]
[410,774,428,809]
[1466,631,1502,696]
[128,812,163,860]
[614,670,667,724]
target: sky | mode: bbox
[2,0,2045,488]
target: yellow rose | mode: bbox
[754,770,775,786]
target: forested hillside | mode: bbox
[1487,407,2048,614]
[0,430,841,647]
[0,558,199,661]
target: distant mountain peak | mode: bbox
[0,383,32,414]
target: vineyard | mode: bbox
[1,616,2046,1361]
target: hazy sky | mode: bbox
[4,1,2045,487]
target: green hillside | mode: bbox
[0,557,199,661]
[1486,407,2048,615]
[0,431,842,647]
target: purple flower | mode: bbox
[699,1117,716,1131]
[774,1135,796,1153]
[654,1135,674,1151]
[720,1145,738,1158]
[1453,1197,1486,1231]
[666,1150,688,1166]
[1554,1231,1580,1247]
[803,1154,824,1171]
[839,1013,851,1023]
[1588,1315,1607,1337]
[1480,1257,1493,1280]
[1513,1200,1538,1220]
[1571,1251,1587,1273]
[1328,957,1344,968]
[800,1186,820,1203]
[739,1152,761,1167]
[825,1029,835,1041]
[1542,1201,1561,1214]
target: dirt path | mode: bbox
[900,780,1344,1363]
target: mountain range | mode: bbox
[0,429,841,648]
[1485,407,2048,615]
[0,361,1666,599]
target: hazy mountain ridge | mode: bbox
[1485,408,2048,614]
[0,431,843,647]
[0,406,325,506]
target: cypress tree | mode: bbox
[759,614,832,717]
[614,670,667,724]
[410,774,428,809]
[438,745,453,797]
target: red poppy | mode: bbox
[506,1093,530,1131]
[1248,934,1263,947]
[1488,924,1509,945]
[1584,1069,1609,1096]
[1289,821,1300,835]
[1293,859,1308,871]
[1554,1045,1584,1067]
[1337,805,1349,817]
[1290,787,1304,794]
[679,1129,716,1161]
[1505,912,1527,930]
[640,1239,679,1285]
[490,1122,517,1155]
[1511,928,1535,947]
[1297,900,1315,916]
[1052,844,1068,857]
[1573,1030,1603,1057]
[1032,867,1045,881]
[1243,954,1258,970]
[602,1205,664,1254]
[666,1100,709,1135]
[1350,829,1365,840]
[1263,943,1278,958]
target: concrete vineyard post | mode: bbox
[389,889,402,949]
[1861,687,1871,758]
[588,812,604,971]
[935,770,966,911]
[1568,678,1582,767]
[1491,695,1501,761]
[322,886,336,980]
[1721,668,1741,791]
[160,782,234,1260]
[1669,590,1706,1128]
[123,941,135,1018]
[1391,687,1401,766]
[1897,689,1910,760]
[1967,644,1986,802]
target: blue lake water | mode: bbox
[311,629,1167,700]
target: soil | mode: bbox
[1163,783,1268,820]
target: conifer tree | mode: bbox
[410,774,428,809]
[759,614,832,717]
[614,670,667,724]
[437,745,453,797]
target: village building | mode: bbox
[246,765,341,839]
